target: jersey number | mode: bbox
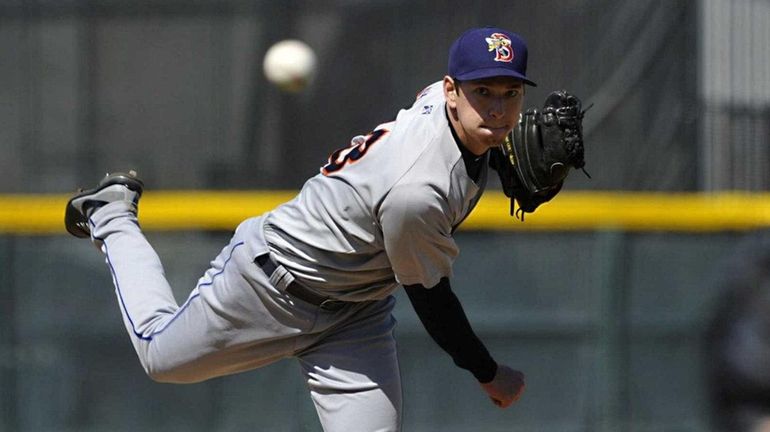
[321,129,388,175]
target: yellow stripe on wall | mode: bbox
[3,191,770,235]
[0,191,296,235]
[465,191,770,231]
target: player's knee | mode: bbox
[144,362,203,384]
[146,368,176,383]
[145,368,200,384]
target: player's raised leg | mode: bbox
[65,172,312,382]
[298,298,403,432]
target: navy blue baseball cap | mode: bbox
[448,27,536,86]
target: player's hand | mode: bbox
[479,364,525,408]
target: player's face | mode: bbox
[444,76,524,155]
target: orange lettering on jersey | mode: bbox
[321,129,390,175]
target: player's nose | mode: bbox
[488,98,505,119]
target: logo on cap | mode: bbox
[485,33,514,63]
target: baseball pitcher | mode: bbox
[65,26,587,431]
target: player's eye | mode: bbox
[506,90,520,98]
[474,87,490,96]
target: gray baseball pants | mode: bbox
[90,201,403,432]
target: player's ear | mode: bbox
[444,76,459,108]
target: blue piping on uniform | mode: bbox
[102,238,245,342]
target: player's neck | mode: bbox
[445,105,485,156]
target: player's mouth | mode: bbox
[481,125,510,138]
[485,125,509,132]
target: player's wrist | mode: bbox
[473,359,498,383]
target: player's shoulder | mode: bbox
[390,80,447,139]
[411,81,445,106]
[382,178,451,221]
[385,81,459,186]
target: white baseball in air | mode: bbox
[263,39,317,93]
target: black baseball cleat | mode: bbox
[64,170,144,238]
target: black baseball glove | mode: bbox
[489,90,590,220]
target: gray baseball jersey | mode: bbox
[263,81,488,301]
[74,23,540,430]
[85,80,489,432]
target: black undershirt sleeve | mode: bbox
[404,277,498,383]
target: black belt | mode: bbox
[255,254,346,311]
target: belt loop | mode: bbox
[255,254,276,275]
[255,253,346,311]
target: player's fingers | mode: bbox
[513,382,526,401]
[489,397,514,408]
[491,396,512,408]
[496,382,526,408]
